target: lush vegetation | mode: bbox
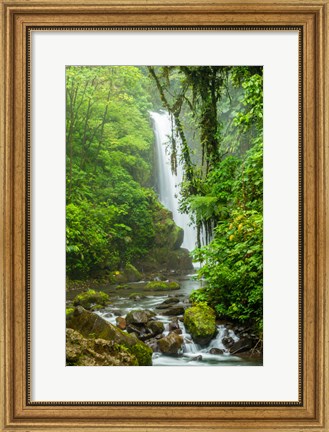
[148,66,263,334]
[66,66,162,278]
[66,65,263,336]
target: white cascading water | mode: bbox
[150,111,197,251]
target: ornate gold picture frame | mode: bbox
[1,1,328,430]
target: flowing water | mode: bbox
[95,275,261,366]
[150,111,197,251]
[69,110,261,366]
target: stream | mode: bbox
[67,110,262,367]
[89,274,262,367]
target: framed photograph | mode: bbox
[1,0,328,431]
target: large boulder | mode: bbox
[113,264,142,284]
[183,304,216,345]
[73,289,110,311]
[66,328,138,366]
[153,208,184,250]
[67,306,152,366]
[158,332,184,355]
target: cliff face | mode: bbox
[135,205,193,273]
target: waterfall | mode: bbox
[150,111,197,251]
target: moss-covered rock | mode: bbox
[184,304,216,345]
[129,342,153,366]
[66,328,138,366]
[113,264,142,284]
[115,284,132,290]
[128,292,141,300]
[124,263,142,282]
[67,306,152,365]
[153,208,184,250]
[73,289,110,311]
[144,281,180,291]
[66,307,74,319]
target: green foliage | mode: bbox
[189,287,208,304]
[67,65,264,338]
[193,208,263,325]
[191,107,263,332]
[66,66,164,278]
[148,66,263,333]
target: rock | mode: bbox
[188,355,202,362]
[169,317,180,332]
[146,320,164,336]
[209,348,224,355]
[66,307,74,320]
[113,264,142,284]
[129,293,141,300]
[73,289,110,311]
[111,309,125,317]
[152,208,184,250]
[156,297,180,309]
[126,323,144,336]
[137,329,154,342]
[152,274,167,281]
[229,338,254,355]
[144,281,180,291]
[67,306,152,366]
[173,227,184,249]
[125,311,163,342]
[125,309,156,325]
[115,284,131,290]
[183,304,216,345]
[160,305,185,316]
[116,316,126,330]
[158,332,184,355]
[124,263,142,282]
[222,337,235,349]
[172,328,182,335]
[66,328,138,366]
[144,337,160,352]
